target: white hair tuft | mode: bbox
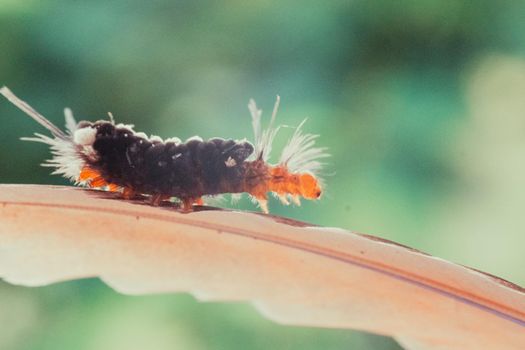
[279,119,330,176]
[248,96,281,161]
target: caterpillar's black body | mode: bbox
[89,121,254,199]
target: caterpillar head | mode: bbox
[299,173,322,200]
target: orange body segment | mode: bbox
[78,167,101,182]
[79,166,120,191]
[268,166,301,196]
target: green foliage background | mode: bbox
[1,1,524,349]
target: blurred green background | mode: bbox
[1,1,524,349]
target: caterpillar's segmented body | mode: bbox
[1,87,328,213]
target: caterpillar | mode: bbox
[1,87,328,213]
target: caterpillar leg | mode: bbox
[290,195,301,206]
[150,194,171,206]
[179,197,204,212]
[107,183,121,192]
[254,195,269,214]
[150,194,163,206]
[276,193,290,206]
[122,187,136,200]
[181,198,194,212]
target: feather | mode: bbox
[0,184,523,350]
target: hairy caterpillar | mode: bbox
[1,87,328,213]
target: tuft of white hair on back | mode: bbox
[186,135,203,142]
[73,127,97,146]
[21,133,84,183]
[115,123,135,132]
[279,119,330,176]
[248,99,262,155]
[248,96,281,161]
[149,135,164,143]
[64,108,77,135]
[107,112,115,124]
[165,137,182,144]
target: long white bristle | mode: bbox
[248,96,281,161]
[279,119,330,176]
[20,133,83,182]
[1,87,86,183]
[0,86,67,139]
[64,108,77,134]
[248,96,329,177]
